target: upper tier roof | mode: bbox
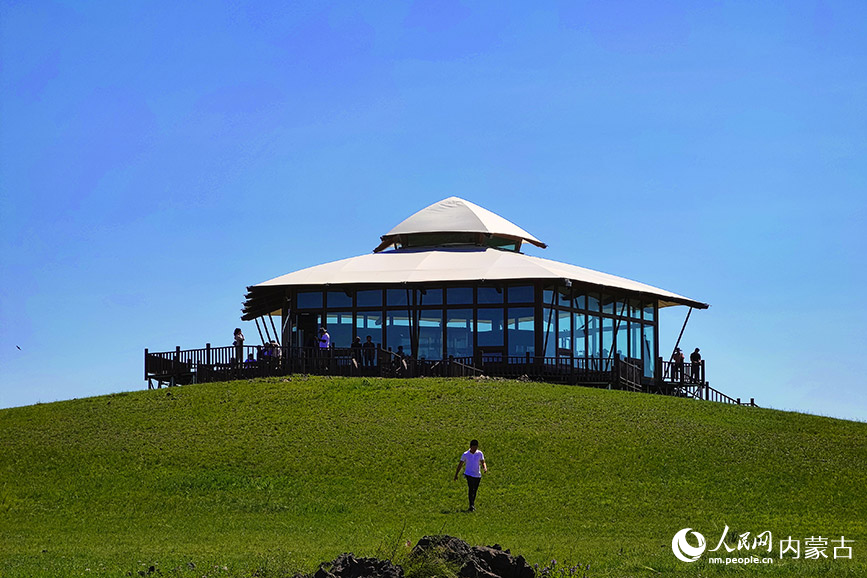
[374,196,546,252]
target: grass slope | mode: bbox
[1,376,865,577]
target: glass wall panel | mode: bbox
[586,314,601,366]
[325,312,354,349]
[630,321,642,362]
[602,295,616,315]
[357,289,382,308]
[601,316,614,369]
[418,310,443,360]
[629,299,642,319]
[477,308,504,347]
[574,313,586,358]
[542,308,557,357]
[385,311,411,353]
[419,288,442,306]
[446,287,473,305]
[573,294,587,311]
[507,307,535,357]
[643,303,655,322]
[558,310,572,355]
[543,288,557,307]
[508,285,534,304]
[356,312,382,346]
[327,291,352,309]
[587,293,600,312]
[446,309,473,358]
[615,300,628,318]
[297,291,322,309]
[615,319,628,360]
[558,287,573,308]
[386,289,409,307]
[478,286,504,304]
[642,325,655,378]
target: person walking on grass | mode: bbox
[454,439,487,512]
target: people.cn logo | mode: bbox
[672,528,707,562]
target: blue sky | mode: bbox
[1,1,865,421]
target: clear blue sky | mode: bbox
[1,1,865,421]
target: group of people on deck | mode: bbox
[316,327,378,368]
[671,346,703,382]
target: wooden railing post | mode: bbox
[613,353,620,390]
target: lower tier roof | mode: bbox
[242,247,707,320]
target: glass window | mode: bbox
[542,307,557,358]
[478,286,504,304]
[446,287,473,305]
[296,291,322,309]
[615,319,628,361]
[587,293,600,312]
[508,285,534,304]
[615,300,628,318]
[642,325,655,378]
[327,291,352,309]
[629,299,642,319]
[477,308,504,347]
[558,310,572,355]
[325,312,354,348]
[601,316,614,369]
[558,286,573,308]
[630,321,642,361]
[602,294,616,315]
[643,303,656,322]
[386,289,409,307]
[446,309,473,358]
[356,312,382,348]
[385,311,411,353]
[573,294,587,311]
[357,289,382,308]
[586,314,601,368]
[418,310,443,360]
[418,288,442,306]
[573,312,586,358]
[507,307,535,357]
[543,287,557,306]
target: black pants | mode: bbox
[465,474,481,508]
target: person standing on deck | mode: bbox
[453,439,487,512]
[233,328,245,364]
[317,327,331,349]
[362,335,376,367]
[690,348,702,382]
[672,347,685,382]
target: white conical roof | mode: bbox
[376,196,546,251]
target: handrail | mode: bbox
[659,358,706,385]
[144,344,754,406]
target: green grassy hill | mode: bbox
[1,376,865,577]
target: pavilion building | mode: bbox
[239,197,708,386]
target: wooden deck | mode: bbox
[145,344,756,407]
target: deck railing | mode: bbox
[670,383,757,406]
[659,358,705,385]
[145,344,754,406]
